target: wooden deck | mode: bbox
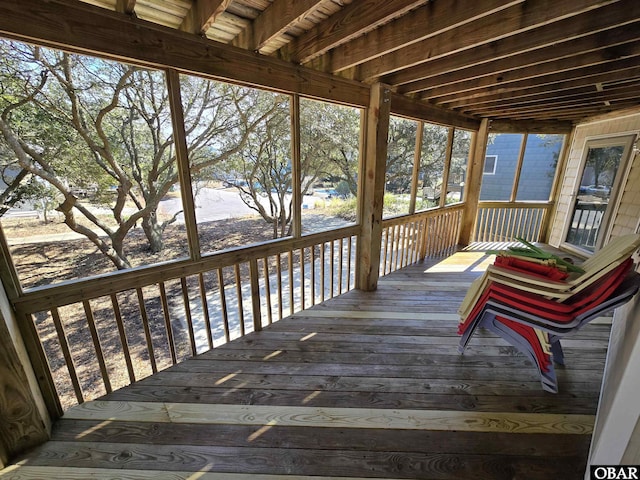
[2,248,611,479]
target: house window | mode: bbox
[484,155,498,175]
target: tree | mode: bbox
[217,96,361,238]
[0,40,270,269]
[385,116,417,194]
[300,99,361,197]
[216,91,294,238]
[587,145,622,188]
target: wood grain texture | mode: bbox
[4,248,610,479]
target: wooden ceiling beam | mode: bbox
[248,0,320,53]
[465,83,640,115]
[431,58,640,105]
[0,0,479,131]
[421,47,640,101]
[495,101,640,121]
[443,75,640,110]
[489,120,574,134]
[180,0,231,35]
[470,86,640,117]
[397,22,640,95]
[359,0,620,82]
[313,0,522,73]
[380,0,630,86]
[0,0,367,106]
[389,93,479,131]
[285,0,427,64]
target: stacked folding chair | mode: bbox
[457,234,640,393]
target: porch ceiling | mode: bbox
[72,0,640,126]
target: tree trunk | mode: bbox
[141,212,164,253]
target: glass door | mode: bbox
[564,135,634,253]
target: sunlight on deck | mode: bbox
[424,252,494,274]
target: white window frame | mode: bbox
[483,155,497,175]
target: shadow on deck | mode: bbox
[2,246,610,479]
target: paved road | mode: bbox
[160,186,322,223]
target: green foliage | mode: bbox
[325,196,358,222]
[382,192,411,217]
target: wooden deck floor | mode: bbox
[2,248,611,479]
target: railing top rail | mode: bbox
[14,225,361,316]
[477,201,553,209]
[381,203,464,228]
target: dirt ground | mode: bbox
[2,216,286,409]
[3,212,348,410]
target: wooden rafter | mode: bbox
[180,0,232,35]
[286,0,428,64]
[386,0,640,91]
[360,0,620,82]
[248,0,321,52]
[397,22,640,95]
[319,0,523,73]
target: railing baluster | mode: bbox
[82,300,111,394]
[347,236,353,291]
[110,293,136,381]
[179,278,197,357]
[136,288,157,374]
[50,307,84,404]
[380,227,388,276]
[330,240,335,298]
[338,238,344,294]
[263,257,273,325]
[310,245,316,305]
[234,264,245,336]
[198,273,213,350]
[157,283,177,365]
[403,222,411,267]
[320,245,325,303]
[276,253,283,321]
[217,268,230,343]
[288,250,294,315]
[299,248,305,310]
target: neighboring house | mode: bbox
[480,133,560,201]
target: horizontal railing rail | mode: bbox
[472,201,552,244]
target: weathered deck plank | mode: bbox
[2,248,610,480]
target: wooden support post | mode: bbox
[510,133,528,202]
[291,94,302,238]
[166,69,201,261]
[459,118,490,246]
[439,127,455,208]
[357,83,391,291]
[409,121,423,214]
[0,291,50,467]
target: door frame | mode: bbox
[560,133,636,256]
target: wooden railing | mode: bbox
[566,201,607,250]
[13,226,359,413]
[13,205,464,415]
[472,201,552,244]
[380,205,464,276]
